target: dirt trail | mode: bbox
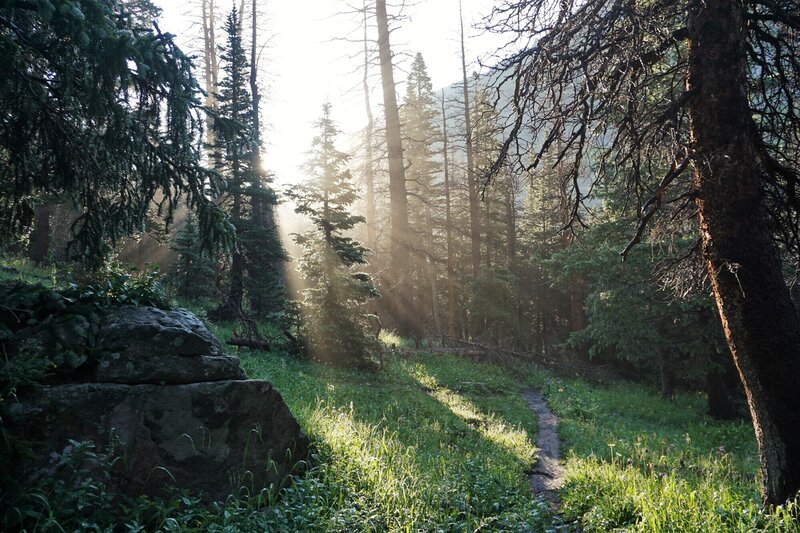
[522,389,565,507]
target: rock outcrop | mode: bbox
[6,305,309,503]
[91,306,246,385]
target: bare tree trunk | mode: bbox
[658,348,676,400]
[460,0,480,278]
[506,175,517,270]
[362,0,376,251]
[376,0,414,335]
[201,0,219,149]
[250,0,261,172]
[442,91,457,340]
[485,185,493,268]
[688,0,800,505]
[28,203,50,263]
[424,255,440,337]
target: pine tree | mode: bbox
[242,178,286,317]
[170,215,217,302]
[208,6,285,320]
[290,104,378,365]
[400,53,442,336]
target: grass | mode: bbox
[230,348,554,532]
[540,377,800,532]
[3,255,798,531]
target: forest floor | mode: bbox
[213,319,798,532]
[2,255,798,532]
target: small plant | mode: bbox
[89,260,171,309]
[3,439,120,532]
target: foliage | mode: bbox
[4,440,120,532]
[289,103,378,366]
[549,222,725,375]
[169,215,217,302]
[467,265,520,344]
[89,260,171,309]
[0,0,232,266]
[542,377,800,532]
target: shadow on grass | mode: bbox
[239,350,554,530]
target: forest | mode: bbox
[1,0,799,531]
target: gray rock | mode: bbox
[92,352,246,384]
[98,306,223,358]
[8,380,310,502]
[5,305,309,504]
[89,306,241,385]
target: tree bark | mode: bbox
[376,0,414,335]
[362,0,376,251]
[688,0,800,505]
[442,90,457,340]
[250,0,260,160]
[201,0,218,144]
[658,347,676,400]
[706,353,741,421]
[460,0,481,278]
[484,185,493,268]
[28,203,50,263]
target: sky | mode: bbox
[154,0,506,187]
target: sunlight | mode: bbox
[306,399,427,523]
[406,365,537,465]
[153,0,505,187]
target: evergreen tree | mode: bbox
[400,52,442,336]
[208,6,285,320]
[170,215,217,302]
[290,104,378,365]
[0,0,231,266]
[242,178,286,317]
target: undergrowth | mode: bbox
[541,377,800,532]
[3,256,798,531]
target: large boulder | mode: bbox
[8,380,309,502]
[5,305,310,503]
[90,306,245,384]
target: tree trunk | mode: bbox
[688,0,800,505]
[362,0,376,252]
[506,175,517,270]
[460,0,481,278]
[568,274,587,332]
[201,0,218,145]
[658,348,676,400]
[376,0,414,335]
[484,185,492,268]
[250,0,260,159]
[28,203,50,263]
[442,91,457,340]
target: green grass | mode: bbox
[230,349,554,532]
[3,255,798,531]
[539,377,800,532]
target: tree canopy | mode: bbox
[0,0,231,265]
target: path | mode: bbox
[522,389,565,508]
